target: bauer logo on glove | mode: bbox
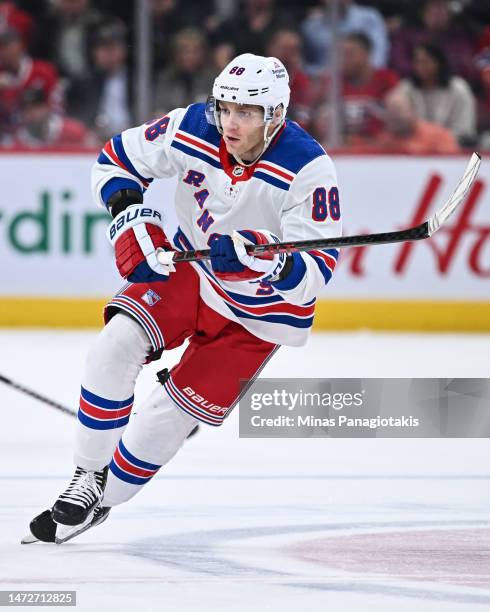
[108,207,162,241]
[209,229,286,282]
[106,204,175,283]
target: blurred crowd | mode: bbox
[1,0,490,153]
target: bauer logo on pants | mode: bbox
[141,289,161,306]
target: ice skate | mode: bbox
[52,466,108,526]
[21,505,111,544]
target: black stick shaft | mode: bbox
[0,373,76,418]
[172,222,430,263]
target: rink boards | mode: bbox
[0,152,488,330]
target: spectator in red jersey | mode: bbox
[313,32,398,141]
[0,2,33,47]
[393,43,476,146]
[266,28,313,127]
[13,86,97,148]
[389,0,477,81]
[0,28,61,134]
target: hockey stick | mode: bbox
[0,373,76,417]
[156,152,481,265]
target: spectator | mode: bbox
[474,48,490,149]
[151,0,210,72]
[265,28,313,127]
[31,0,103,81]
[66,19,131,142]
[351,90,460,154]
[0,1,33,47]
[389,0,477,80]
[154,28,215,114]
[214,0,290,57]
[14,86,96,148]
[211,41,236,72]
[393,43,476,146]
[309,101,332,146]
[0,27,60,133]
[301,0,389,75]
[313,33,398,141]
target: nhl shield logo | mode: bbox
[141,289,161,307]
[232,166,245,177]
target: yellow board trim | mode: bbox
[0,298,108,328]
[312,300,490,332]
[0,298,489,332]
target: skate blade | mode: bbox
[21,532,40,544]
[54,512,94,544]
[54,507,110,544]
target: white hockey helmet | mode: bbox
[206,53,290,135]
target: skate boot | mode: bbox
[52,466,108,526]
[21,505,111,544]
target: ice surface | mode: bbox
[1,330,489,611]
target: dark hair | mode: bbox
[344,32,372,53]
[410,43,452,87]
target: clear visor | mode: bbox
[206,96,275,130]
[219,104,267,129]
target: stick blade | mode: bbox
[428,152,481,236]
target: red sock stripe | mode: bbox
[79,396,133,420]
[112,446,159,478]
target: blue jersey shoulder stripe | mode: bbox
[262,120,325,175]
[171,140,222,169]
[253,170,290,191]
[178,103,221,148]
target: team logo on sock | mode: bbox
[141,289,161,306]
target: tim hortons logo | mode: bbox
[342,174,488,277]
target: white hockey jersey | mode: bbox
[91,103,342,347]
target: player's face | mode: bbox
[219,101,266,160]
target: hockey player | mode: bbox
[23,53,341,544]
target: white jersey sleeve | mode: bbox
[271,154,341,305]
[91,108,187,209]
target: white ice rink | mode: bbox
[1,329,489,611]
